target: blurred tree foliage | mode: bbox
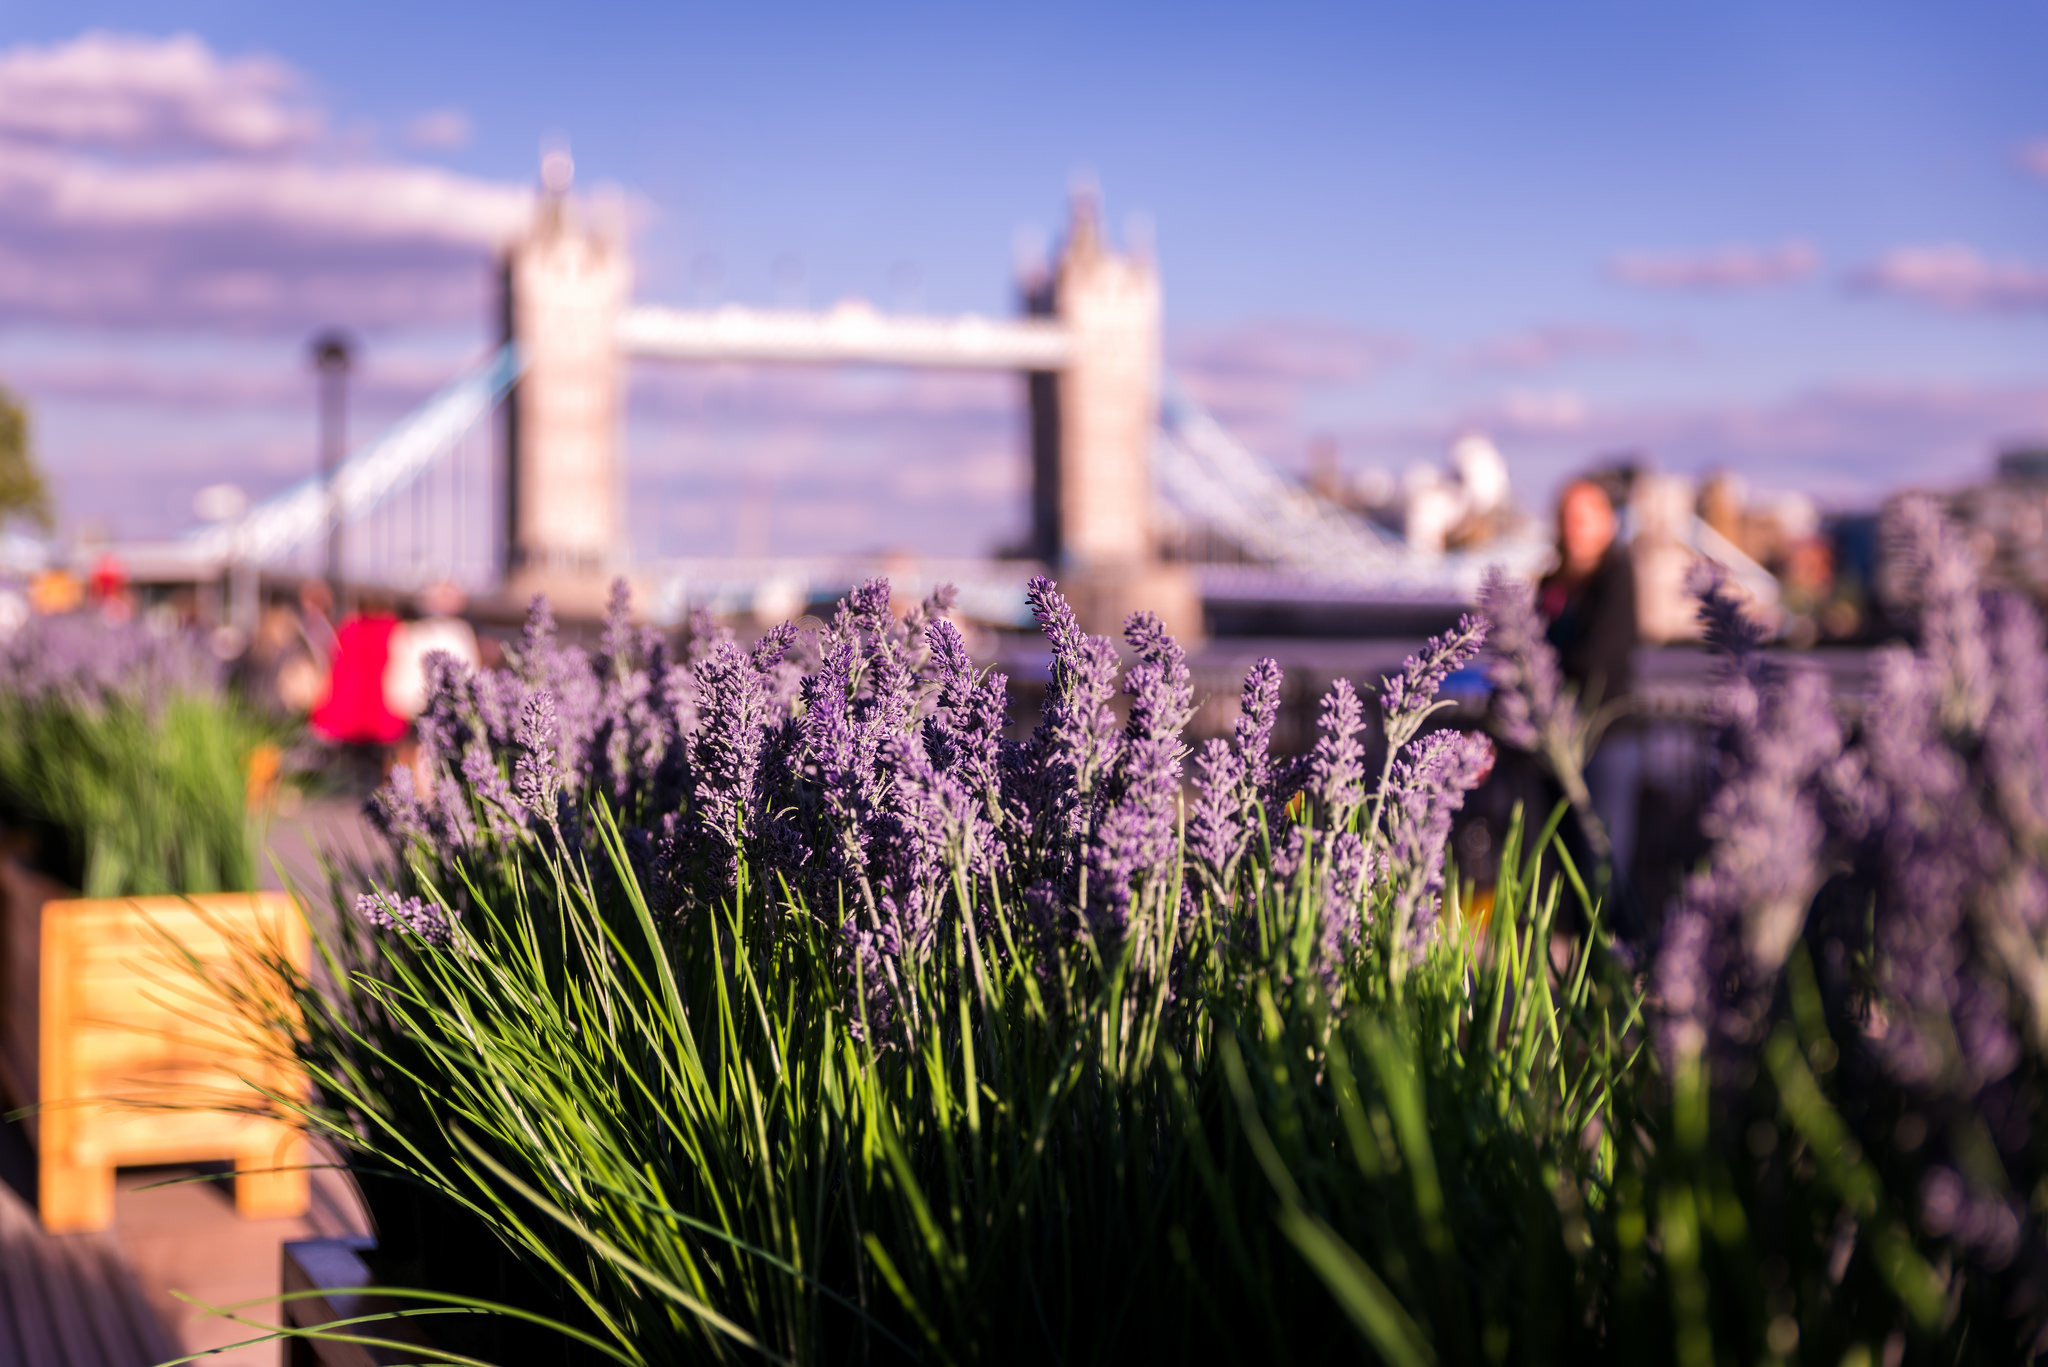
[0,382,51,531]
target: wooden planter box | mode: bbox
[0,855,310,1232]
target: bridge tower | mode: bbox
[501,152,629,611]
[1028,191,1200,639]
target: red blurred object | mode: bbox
[87,554,127,601]
[309,612,406,746]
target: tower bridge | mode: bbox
[503,173,1200,632]
[129,161,1594,637]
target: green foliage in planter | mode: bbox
[0,617,273,897]
[187,572,2038,1365]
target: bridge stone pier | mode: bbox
[502,163,630,613]
[1022,193,1198,640]
[501,169,1200,636]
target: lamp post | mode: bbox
[309,331,354,611]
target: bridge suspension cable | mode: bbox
[189,345,522,572]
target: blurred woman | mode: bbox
[1537,479,1642,909]
[1538,479,1637,710]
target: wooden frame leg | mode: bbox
[235,1131,309,1220]
[40,1151,113,1232]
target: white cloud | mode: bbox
[1851,244,2048,311]
[1609,241,1818,291]
[0,140,525,245]
[1172,318,1405,391]
[4,348,473,410]
[0,31,317,152]
[1456,324,1679,373]
[404,108,472,151]
[0,32,531,332]
[1168,318,1407,459]
[1496,388,1590,432]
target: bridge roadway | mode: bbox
[617,302,1076,370]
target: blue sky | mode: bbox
[2,2,2045,557]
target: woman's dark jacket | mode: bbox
[1538,547,1637,709]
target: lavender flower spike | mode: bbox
[1382,729,1494,951]
[513,690,563,816]
[356,890,454,947]
[1884,494,1994,736]
[1187,739,1249,885]
[1477,568,1564,755]
[1478,566,1606,861]
[1379,614,1486,750]
[1234,656,1285,806]
[1024,574,1124,806]
[1688,561,1769,667]
[1086,610,1194,934]
[1308,678,1369,828]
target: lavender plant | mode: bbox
[1651,508,2048,1359]
[180,533,2048,1365]
[0,611,267,896]
[193,574,1680,1367]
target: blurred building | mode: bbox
[1937,446,2048,602]
[1325,432,1538,559]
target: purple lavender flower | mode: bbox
[1186,658,1293,902]
[1688,561,1769,668]
[1884,494,1993,735]
[462,740,526,841]
[368,761,438,850]
[923,617,1008,808]
[1477,568,1564,755]
[689,638,779,882]
[1319,830,1372,987]
[830,580,921,748]
[1271,826,1308,883]
[513,690,562,816]
[1984,592,2048,843]
[872,730,991,967]
[1308,678,1369,828]
[1378,615,1486,746]
[1187,739,1249,881]
[801,639,878,890]
[1919,1166,2024,1270]
[1234,656,1284,807]
[473,667,527,748]
[0,612,218,710]
[596,578,635,680]
[413,652,472,769]
[1085,611,1193,934]
[356,889,454,947]
[1478,567,1604,859]
[1024,575,1124,807]
[1655,666,1840,1065]
[1380,729,1494,948]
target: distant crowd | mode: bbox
[1,557,486,776]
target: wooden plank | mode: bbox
[48,1229,180,1367]
[24,1229,119,1367]
[0,1187,68,1365]
[0,1168,178,1367]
